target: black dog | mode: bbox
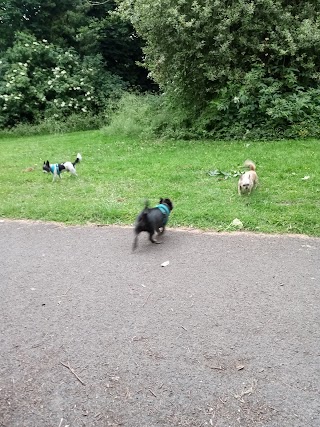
[133,198,173,250]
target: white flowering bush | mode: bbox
[0,32,124,127]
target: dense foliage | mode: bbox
[0,32,125,127]
[117,0,320,139]
[2,0,320,138]
[0,0,153,129]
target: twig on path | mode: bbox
[142,292,152,307]
[58,419,63,427]
[205,364,224,371]
[57,286,72,298]
[148,389,157,397]
[180,325,188,331]
[60,361,85,386]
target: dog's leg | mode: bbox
[158,226,165,235]
[149,232,161,244]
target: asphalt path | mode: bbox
[1,220,319,427]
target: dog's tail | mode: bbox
[140,199,150,221]
[132,199,150,251]
[244,159,256,171]
[73,153,82,166]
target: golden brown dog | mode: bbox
[238,160,258,195]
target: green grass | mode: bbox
[0,130,319,236]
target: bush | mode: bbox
[117,0,320,139]
[0,112,107,137]
[103,89,320,141]
[0,32,125,128]
[102,92,188,139]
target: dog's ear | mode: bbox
[163,198,173,210]
[159,198,164,204]
[46,160,49,166]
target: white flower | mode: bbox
[233,96,240,104]
[42,39,48,43]
[61,102,65,107]
[25,44,29,47]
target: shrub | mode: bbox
[0,32,125,128]
[117,0,320,139]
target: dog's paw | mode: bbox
[151,239,162,244]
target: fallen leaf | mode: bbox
[236,364,245,371]
[231,218,243,229]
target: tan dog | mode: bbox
[238,160,258,195]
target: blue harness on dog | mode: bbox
[50,164,60,176]
[156,203,170,225]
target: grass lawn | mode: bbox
[0,130,319,236]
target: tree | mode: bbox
[0,0,154,90]
[116,0,320,137]
[0,0,87,51]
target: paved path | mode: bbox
[1,220,319,427]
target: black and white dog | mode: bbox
[43,153,82,181]
[133,198,173,250]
